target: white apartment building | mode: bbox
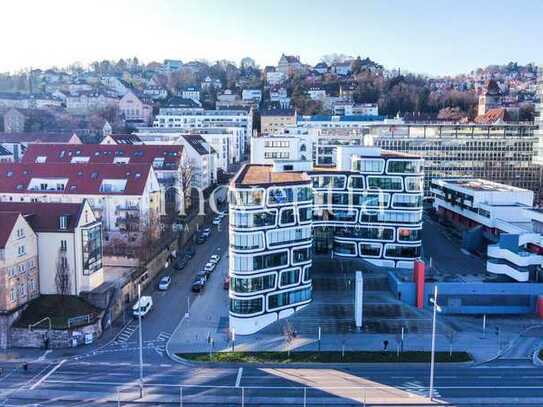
[152,107,253,152]
[242,89,262,103]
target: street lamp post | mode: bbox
[429,286,441,401]
[137,284,144,399]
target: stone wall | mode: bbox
[0,308,24,350]
[10,317,103,349]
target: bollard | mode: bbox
[179,386,183,407]
[303,387,307,407]
[241,386,245,407]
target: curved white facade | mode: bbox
[229,179,313,335]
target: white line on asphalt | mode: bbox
[479,376,502,379]
[436,376,458,379]
[391,376,414,379]
[36,349,52,361]
[235,367,243,387]
[30,359,66,390]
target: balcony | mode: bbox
[116,204,140,213]
[488,244,543,268]
[486,259,530,282]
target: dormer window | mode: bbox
[59,215,69,230]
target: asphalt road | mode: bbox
[2,359,543,405]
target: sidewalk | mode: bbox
[166,276,519,364]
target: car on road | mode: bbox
[132,296,153,318]
[174,257,188,270]
[158,276,172,290]
[201,227,212,238]
[218,210,227,218]
[223,276,230,290]
[185,247,195,258]
[209,254,221,264]
[203,262,216,273]
[212,216,222,225]
[191,277,206,292]
[196,234,206,244]
[197,270,209,281]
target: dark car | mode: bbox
[185,247,195,258]
[191,278,206,292]
[174,257,188,270]
[196,234,206,244]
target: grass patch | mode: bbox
[177,351,471,364]
[15,295,101,330]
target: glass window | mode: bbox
[405,177,423,192]
[296,187,313,202]
[398,228,421,242]
[292,247,311,263]
[252,251,288,271]
[231,232,264,250]
[334,241,357,255]
[302,266,312,282]
[387,160,422,174]
[230,189,264,207]
[359,243,381,257]
[280,269,300,287]
[385,244,421,258]
[392,194,422,208]
[298,207,312,223]
[348,176,365,189]
[336,226,394,241]
[280,208,295,225]
[367,176,403,191]
[268,227,311,247]
[268,188,294,205]
[231,211,276,229]
[312,175,346,189]
[231,274,275,293]
[230,297,263,314]
[268,287,312,310]
[353,159,384,173]
[82,225,102,275]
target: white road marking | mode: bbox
[479,376,502,379]
[30,359,66,390]
[37,349,52,361]
[235,368,243,387]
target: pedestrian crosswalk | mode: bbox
[114,323,137,344]
[156,331,172,342]
[403,381,441,399]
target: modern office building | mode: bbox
[229,163,313,335]
[229,146,424,334]
[431,178,543,283]
[254,122,543,201]
[371,123,543,201]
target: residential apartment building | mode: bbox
[152,106,253,152]
[0,92,63,109]
[229,146,424,334]
[277,54,304,77]
[0,162,162,242]
[260,109,297,135]
[0,201,104,295]
[118,91,153,126]
[431,178,543,283]
[66,91,119,114]
[21,143,184,215]
[0,213,39,313]
[241,89,262,103]
[3,108,26,133]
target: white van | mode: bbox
[132,296,153,318]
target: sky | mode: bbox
[1,0,541,76]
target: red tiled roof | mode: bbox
[0,212,20,249]
[474,108,511,124]
[0,162,153,195]
[0,202,88,233]
[21,143,182,170]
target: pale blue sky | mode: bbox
[1,0,541,75]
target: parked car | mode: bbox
[223,276,230,290]
[197,270,209,281]
[175,258,188,270]
[212,216,222,225]
[204,262,216,273]
[196,234,206,244]
[185,247,195,258]
[191,278,206,292]
[210,254,221,264]
[132,296,153,318]
[218,210,227,218]
[158,276,172,290]
[201,227,212,238]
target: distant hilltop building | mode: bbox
[277,54,303,77]
[478,79,502,116]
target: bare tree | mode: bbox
[283,322,295,358]
[179,156,194,214]
[55,249,71,297]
